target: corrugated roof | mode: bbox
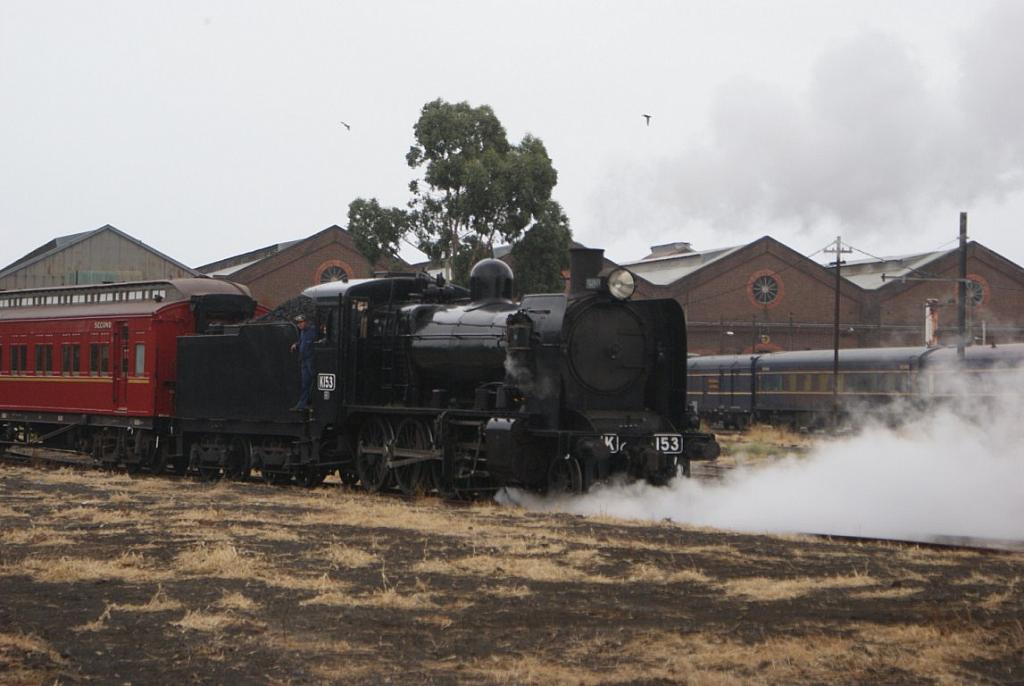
[833,250,952,290]
[196,239,303,274]
[0,225,197,280]
[204,259,261,277]
[621,245,744,285]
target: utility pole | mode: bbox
[879,212,975,352]
[825,236,852,430]
[957,212,968,359]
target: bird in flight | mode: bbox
[642,114,652,126]
[340,121,351,130]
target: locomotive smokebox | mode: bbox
[569,247,605,297]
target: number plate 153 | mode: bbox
[653,434,682,454]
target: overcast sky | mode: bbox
[2,0,1022,272]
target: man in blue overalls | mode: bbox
[290,314,316,411]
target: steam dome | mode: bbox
[469,258,515,302]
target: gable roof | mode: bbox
[833,249,954,290]
[621,244,746,285]
[197,225,406,282]
[0,224,198,281]
[196,239,304,276]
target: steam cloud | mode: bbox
[597,1,1024,244]
[501,368,1024,543]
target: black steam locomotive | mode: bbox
[176,249,719,495]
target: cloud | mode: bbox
[598,1,1024,244]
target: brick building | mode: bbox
[623,236,1024,355]
[197,225,403,308]
[624,237,870,355]
[838,242,1024,347]
[0,224,196,290]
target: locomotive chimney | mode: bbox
[569,247,605,296]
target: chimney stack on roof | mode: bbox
[647,242,693,259]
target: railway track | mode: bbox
[1,446,96,470]
[4,445,1023,554]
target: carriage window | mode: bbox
[10,345,27,373]
[759,374,782,392]
[62,344,81,375]
[34,345,54,375]
[90,344,110,375]
[135,344,145,375]
[892,374,908,394]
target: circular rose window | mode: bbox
[751,275,778,304]
[746,270,784,308]
[964,274,989,307]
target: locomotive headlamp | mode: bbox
[606,268,637,300]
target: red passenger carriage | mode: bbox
[0,278,259,469]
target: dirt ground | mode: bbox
[1,453,1023,685]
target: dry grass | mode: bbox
[720,572,876,601]
[413,554,612,584]
[51,504,136,525]
[320,543,378,568]
[627,563,713,585]
[417,614,455,629]
[173,542,263,578]
[0,631,66,683]
[113,585,183,613]
[849,586,924,599]
[715,423,817,463]
[73,604,113,633]
[171,507,231,525]
[956,570,1006,586]
[171,610,237,633]
[3,550,168,584]
[891,545,978,565]
[226,524,301,541]
[0,503,29,518]
[170,542,346,593]
[0,526,75,547]
[360,587,437,609]
[0,631,65,663]
[215,591,260,612]
[980,576,1020,609]
[480,584,532,598]
[3,461,1021,684]
[462,622,1005,685]
[72,588,183,633]
[299,585,436,610]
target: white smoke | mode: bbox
[500,367,1024,542]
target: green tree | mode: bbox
[347,99,571,290]
[406,99,560,284]
[510,200,572,295]
[347,198,409,268]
